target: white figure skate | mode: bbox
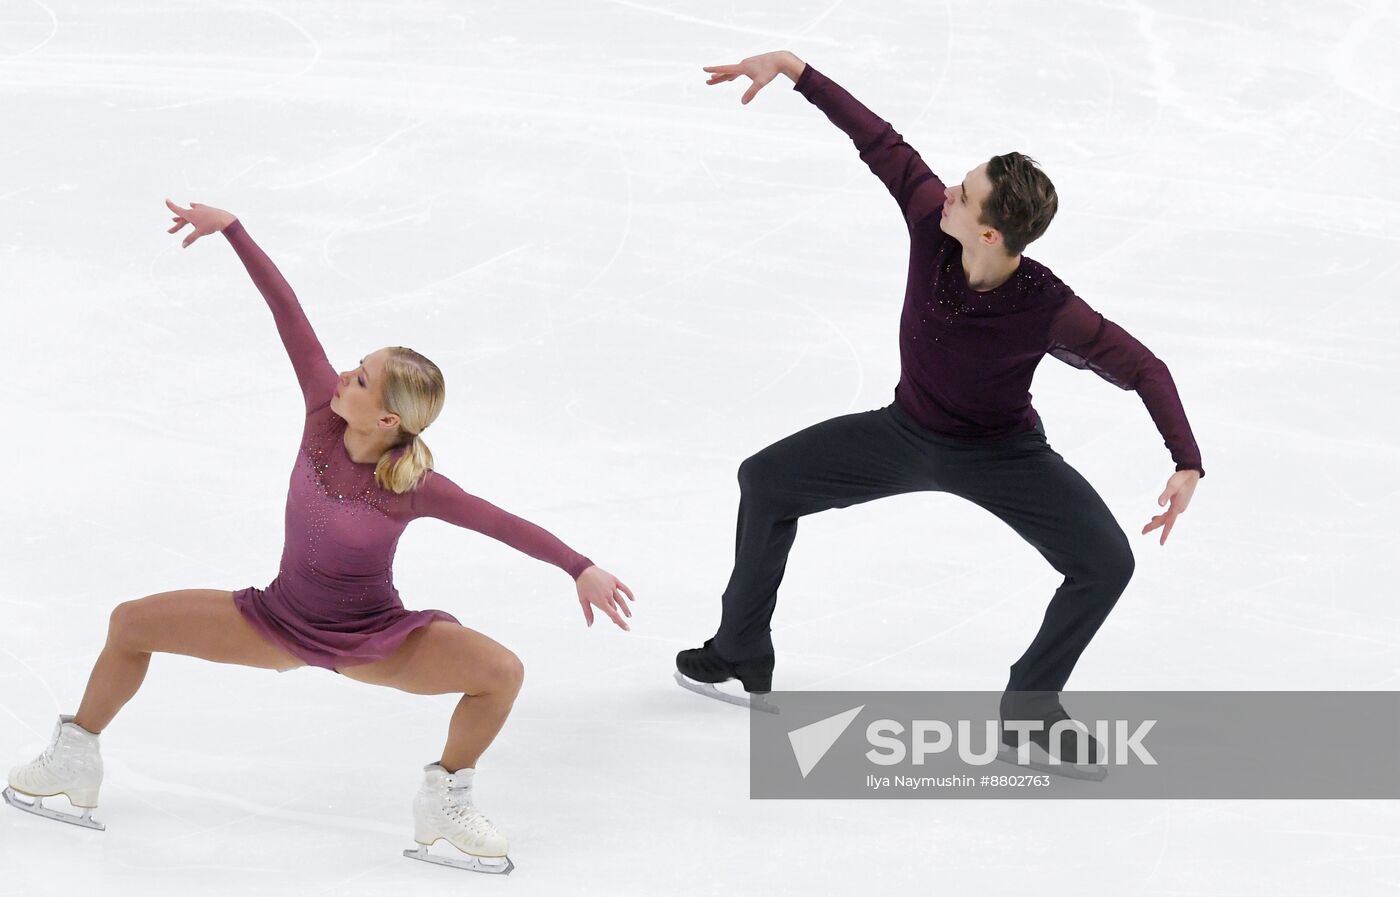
[403,763,513,874]
[4,714,105,830]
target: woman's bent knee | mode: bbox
[490,650,525,694]
[107,599,152,652]
[469,647,524,697]
[105,590,296,671]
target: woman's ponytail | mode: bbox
[371,348,445,494]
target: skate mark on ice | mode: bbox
[2,0,58,59]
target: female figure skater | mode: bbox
[4,199,634,873]
[674,52,1203,778]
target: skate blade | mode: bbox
[674,672,779,714]
[3,786,106,831]
[404,843,513,875]
[994,746,1108,782]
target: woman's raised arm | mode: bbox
[166,199,337,413]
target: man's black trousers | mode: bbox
[714,402,1135,694]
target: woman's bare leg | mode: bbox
[73,589,303,733]
[337,622,523,771]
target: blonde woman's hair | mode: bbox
[373,346,445,494]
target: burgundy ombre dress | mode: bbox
[220,219,594,671]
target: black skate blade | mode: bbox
[994,745,1108,782]
[3,786,105,831]
[404,843,514,874]
[674,672,779,714]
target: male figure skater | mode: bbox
[675,52,1203,775]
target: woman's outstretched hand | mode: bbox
[1142,469,1200,546]
[575,565,636,631]
[165,198,237,248]
[703,50,805,104]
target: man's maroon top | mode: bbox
[795,64,1203,476]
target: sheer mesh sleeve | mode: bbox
[1048,292,1205,477]
[223,219,339,413]
[793,64,947,229]
[411,471,595,579]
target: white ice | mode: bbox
[3,1,1399,894]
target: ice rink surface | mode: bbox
[3,1,1398,893]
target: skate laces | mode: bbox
[34,745,54,770]
[33,733,62,770]
[442,778,498,836]
[31,728,93,774]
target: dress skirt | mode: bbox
[233,576,460,673]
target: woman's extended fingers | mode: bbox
[596,594,629,631]
[579,593,630,630]
[164,198,214,247]
[576,567,632,630]
[164,198,195,238]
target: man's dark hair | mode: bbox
[981,152,1058,256]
